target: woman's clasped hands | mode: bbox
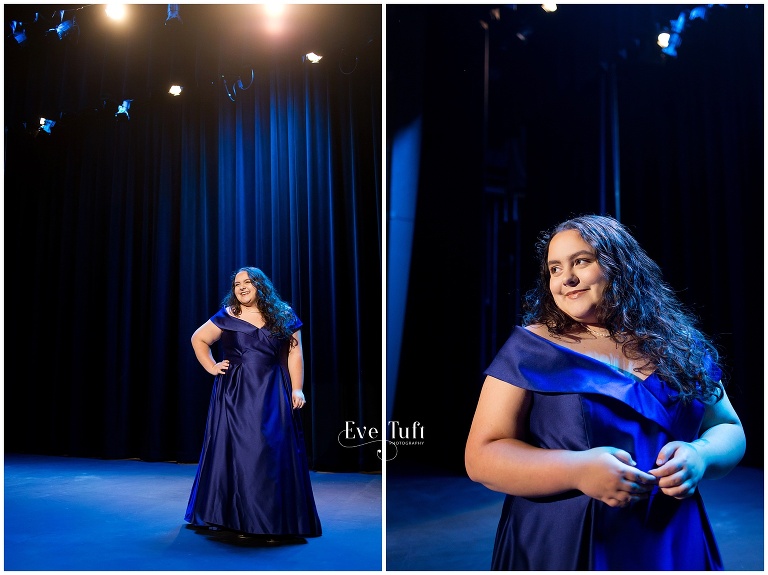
[576,441,706,508]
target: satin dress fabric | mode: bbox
[485,327,722,571]
[184,308,322,537]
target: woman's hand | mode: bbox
[209,360,229,375]
[574,447,658,507]
[648,441,705,499]
[292,389,306,409]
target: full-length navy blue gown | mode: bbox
[485,327,722,570]
[185,308,322,537]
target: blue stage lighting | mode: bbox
[116,100,132,120]
[39,117,56,134]
[10,20,28,45]
[166,4,182,26]
[49,10,79,40]
[660,12,686,57]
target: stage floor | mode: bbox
[4,453,382,571]
[5,453,762,571]
[386,462,764,571]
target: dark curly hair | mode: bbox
[222,266,299,348]
[522,214,723,404]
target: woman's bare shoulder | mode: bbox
[524,323,548,336]
[524,323,573,345]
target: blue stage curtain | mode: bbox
[4,5,382,471]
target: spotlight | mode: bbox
[516,27,533,42]
[222,69,254,102]
[169,85,183,96]
[659,12,686,57]
[39,117,56,134]
[689,6,708,21]
[9,20,28,45]
[49,10,79,41]
[165,4,182,26]
[303,52,323,64]
[105,4,126,21]
[264,3,285,17]
[115,99,132,119]
[541,4,557,13]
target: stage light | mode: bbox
[39,117,56,134]
[49,10,79,40]
[659,12,686,57]
[115,99,132,119]
[516,27,533,42]
[105,4,126,21]
[541,4,557,13]
[169,85,183,96]
[9,20,28,45]
[657,32,671,48]
[222,69,254,102]
[304,52,323,64]
[264,3,285,17]
[165,4,182,26]
[689,6,708,21]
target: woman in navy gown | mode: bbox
[465,215,745,570]
[185,266,322,541]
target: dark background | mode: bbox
[4,4,382,472]
[387,4,763,472]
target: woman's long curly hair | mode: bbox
[522,214,723,404]
[222,266,299,348]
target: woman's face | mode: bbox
[546,229,609,325]
[233,271,258,307]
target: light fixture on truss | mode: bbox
[48,9,79,41]
[115,99,132,120]
[39,117,56,134]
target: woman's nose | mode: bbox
[563,273,579,287]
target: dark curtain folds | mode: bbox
[4,4,382,472]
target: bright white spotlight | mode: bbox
[169,85,183,96]
[541,4,557,13]
[657,32,671,48]
[105,4,126,20]
[658,12,686,57]
[304,52,323,64]
[264,3,285,17]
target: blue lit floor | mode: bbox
[386,462,764,571]
[4,453,382,571]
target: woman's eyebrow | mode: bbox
[547,249,594,266]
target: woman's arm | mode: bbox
[288,330,306,408]
[696,389,747,478]
[650,387,746,498]
[191,320,227,375]
[465,375,657,507]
